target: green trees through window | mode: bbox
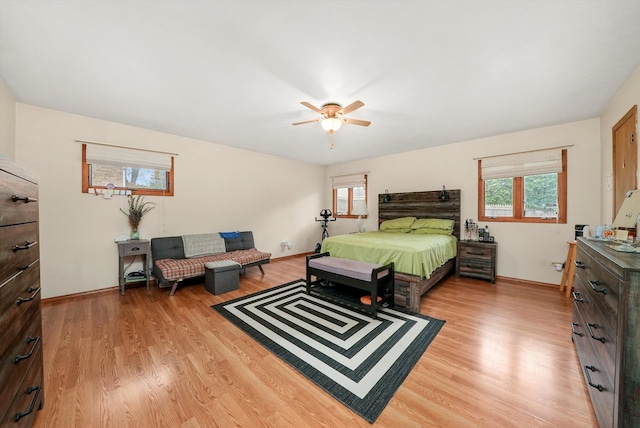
[479,150,566,223]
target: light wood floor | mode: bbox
[35,255,598,427]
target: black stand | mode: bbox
[314,209,336,253]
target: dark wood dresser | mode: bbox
[0,157,44,426]
[572,238,639,428]
[455,240,497,283]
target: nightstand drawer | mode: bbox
[117,240,150,257]
[458,265,493,281]
[458,260,492,273]
[459,246,493,260]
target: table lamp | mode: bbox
[611,190,640,250]
[613,190,640,228]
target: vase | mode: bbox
[130,227,140,240]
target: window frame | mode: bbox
[332,174,368,219]
[478,149,567,224]
[82,144,175,196]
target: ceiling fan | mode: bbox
[292,100,371,133]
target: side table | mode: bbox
[116,239,151,295]
[455,240,497,283]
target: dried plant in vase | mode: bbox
[120,195,155,240]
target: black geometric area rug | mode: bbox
[212,279,445,423]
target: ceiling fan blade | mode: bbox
[292,119,320,126]
[344,118,371,127]
[340,100,364,115]
[300,101,322,113]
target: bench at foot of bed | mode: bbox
[305,253,394,319]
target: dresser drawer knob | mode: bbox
[588,279,607,294]
[584,365,605,392]
[14,385,41,422]
[574,260,586,269]
[587,323,606,343]
[11,195,38,204]
[571,322,584,337]
[572,291,585,303]
[14,336,40,363]
[12,241,37,252]
[16,286,41,305]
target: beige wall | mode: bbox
[15,63,640,295]
[0,79,16,159]
[15,104,325,298]
[325,119,601,285]
[599,64,640,224]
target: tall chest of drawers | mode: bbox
[0,157,44,426]
[572,238,639,428]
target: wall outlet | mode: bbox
[550,262,564,271]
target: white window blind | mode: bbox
[86,144,173,171]
[481,148,562,180]
[331,173,366,189]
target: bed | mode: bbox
[320,189,461,313]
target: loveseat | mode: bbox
[151,231,271,295]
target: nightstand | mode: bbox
[116,239,151,295]
[456,240,497,283]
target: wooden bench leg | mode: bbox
[559,241,577,297]
[564,257,576,297]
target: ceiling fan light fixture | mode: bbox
[321,117,342,133]
[293,100,368,135]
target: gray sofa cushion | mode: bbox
[225,231,255,252]
[151,236,185,261]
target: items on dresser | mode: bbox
[0,156,44,426]
[455,240,497,283]
[575,224,589,240]
[463,219,478,241]
[571,238,639,428]
[477,226,494,242]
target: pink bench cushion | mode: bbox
[155,248,270,281]
[308,256,389,282]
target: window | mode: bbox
[478,149,566,223]
[82,143,175,196]
[332,173,368,218]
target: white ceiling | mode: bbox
[2,1,640,166]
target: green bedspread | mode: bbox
[320,231,457,278]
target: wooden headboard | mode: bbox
[378,189,461,239]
